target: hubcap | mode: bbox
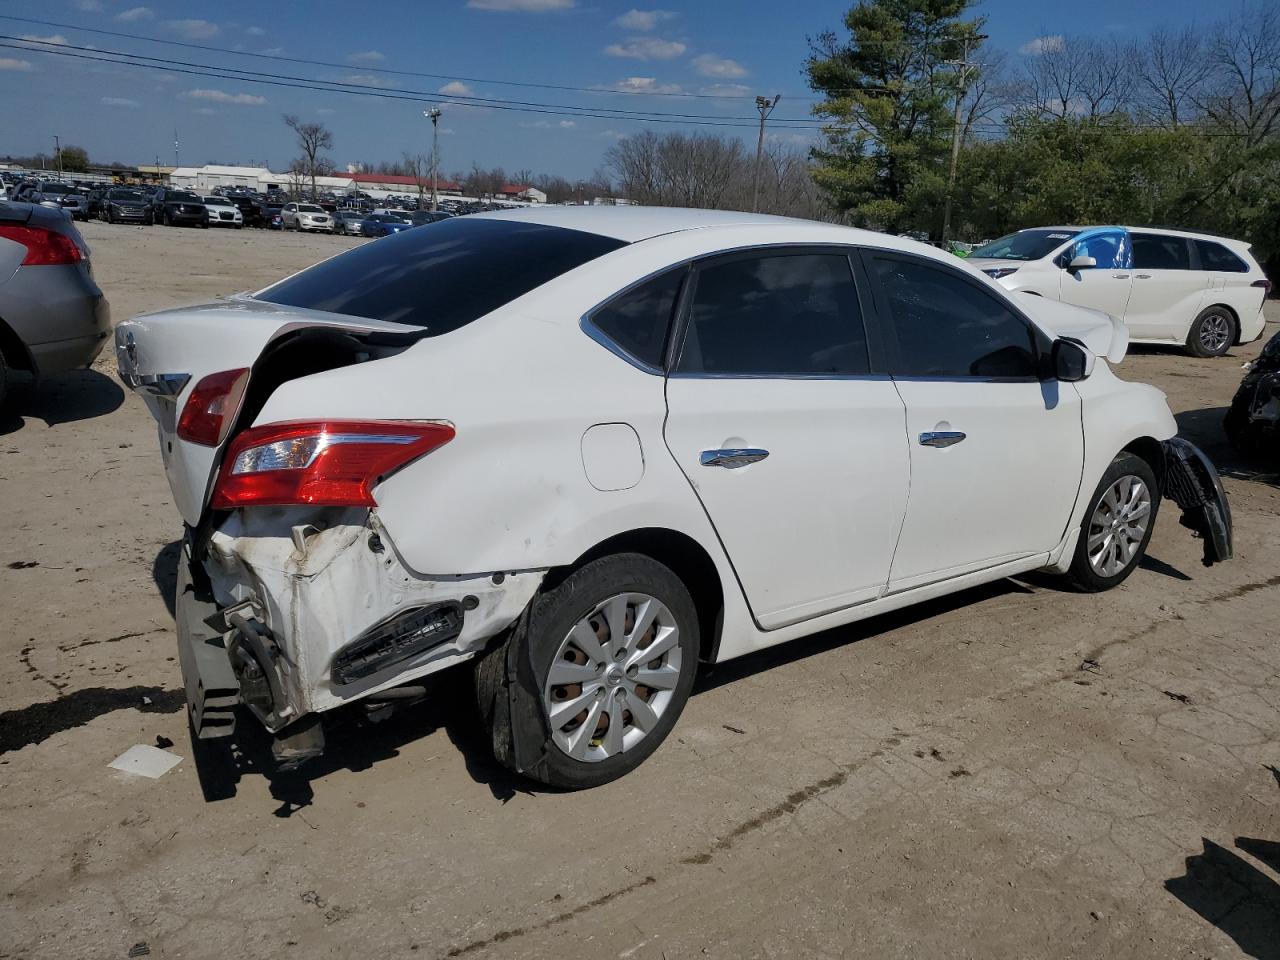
[1199,314,1231,353]
[542,593,682,763]
[1087,475,1152,577]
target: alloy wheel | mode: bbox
[1199,313,1231,354]
[542,593,682,763]
[1087,475,1153,577]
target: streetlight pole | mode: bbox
[941,34,986,247]
[424,108,442,211]
[752,95,780,213]
[53,135,62,175]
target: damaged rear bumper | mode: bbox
[174,508,542,741]
[1161,437,1233,567]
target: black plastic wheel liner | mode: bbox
[1162,437,1234,567]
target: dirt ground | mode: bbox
[1,219,1277,960]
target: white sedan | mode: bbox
[115,208,1232,788]
[202,195,243,229]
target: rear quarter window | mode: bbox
[257,217,626,332]
[1194,240,1249,272]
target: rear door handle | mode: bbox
[919,431,966,448]
[1113,273,1131,279]
[1135,274,1152,279]
[700,448,769,469]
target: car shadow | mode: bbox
[1175,407,1279,487]
[1166,837,1280,960]
[152,540,182,619]
[0,369,123,435]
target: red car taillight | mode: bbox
[1251,278,1273,295]
[0,224,83,265]
[211,420,455,509]
[177,368,250,446]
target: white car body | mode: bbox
[969,225,1269,353]
[116,207,1232,781]
[281,203,333,232]
[201,196,243,228]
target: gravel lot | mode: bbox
[1,219,1278,960]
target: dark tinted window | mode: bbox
[1132,233,1191,270]
[1195,239,1248,272]
[258,217,626,331]
[971,229,1079,261]
[170,192,202,203]
[676,253,869,376]
[872,257,1037,378]
[590,269,683,369]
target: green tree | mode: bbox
[59,145,89,172]
[807,0,984,233]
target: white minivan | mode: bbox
[969,226,1270,357]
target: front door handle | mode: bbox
[1135,274,1152,279]
[919,431,966,448]
[700,448,769,469]
[1112,273,1130,279]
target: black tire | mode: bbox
[475,553,699,789]
[1064,452,1161,592]
[106,210,115,224]
[0,348,8,412]
[1186,307,1236,358]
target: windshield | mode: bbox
[109,189,146,201]
[204,197,232,205]
[971,229,1079,262]
[258,217,626,332]
[298,204,324,212]
[170,192,202,203]
[40,183,73,194]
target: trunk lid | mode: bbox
[116,296,424,525]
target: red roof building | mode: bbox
[349,171,462,194]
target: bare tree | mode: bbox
[1132,27,1211,126]
[282,114,333,198]
[961,49,1015,141]
[1022,36,1086,118]
[1198,4,1280,145]
[1078,38,1132,117]
[402,151,431,203]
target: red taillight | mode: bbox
[177,368,250,446]
[0,224,83,266]
[211,420,454,509]
[1251,278,1273,295]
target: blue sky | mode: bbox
[0,0,1216,181]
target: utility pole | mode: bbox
[173,127,179,170]
[424,108,442,211]
[53,135,62,175]
[751,94,781,213]
[941,34,986,246]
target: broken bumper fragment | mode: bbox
[174,507,542,740]
[1161,437,1233,567]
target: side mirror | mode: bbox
[1053,338,1095,382]
[1068,254,1097,271]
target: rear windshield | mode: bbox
[971,229,1079,261]
[109,188,146,200]
[257,217,627,331]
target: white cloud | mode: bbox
[602,76,683,94]
[604,36,686,60]
[1020,34,1065,55]
[597,129,626,140]
[692,53,746,78]
[466,0,574,9]
[614,9,675,31]
[21,34,69,46]
[347,50,385,63]
[74,0,104,11]
[194,107,217,115]
[316,107,335,115]
[559,119,576,127]
[116,6,152,21]
[520,119,576,129]
[439,80,475,97]
[339,73,384,87]
[167,19,219,40]
[184,88,266,105]
[245,25,265,36]
[699,83,750,97]
[101,96,140,108]
[0,58,34,71]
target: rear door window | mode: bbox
[675,252,870,376]
[1194,240,1248,272]
[870,255,1039,379]
[1132,233,1192,270]
[257,217,626,332]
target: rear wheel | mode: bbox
[1187,307,1235,358]
[475,553,699,789]
[1064,452,1161,592]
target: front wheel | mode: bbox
[1064,452,1161,592]
[475,553,699,789]
[1187,308,1235,358]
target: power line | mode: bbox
[2,36,832,127]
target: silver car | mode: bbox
[25,181,90,221]
[0,201,110,407]
[281,202,333,232]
